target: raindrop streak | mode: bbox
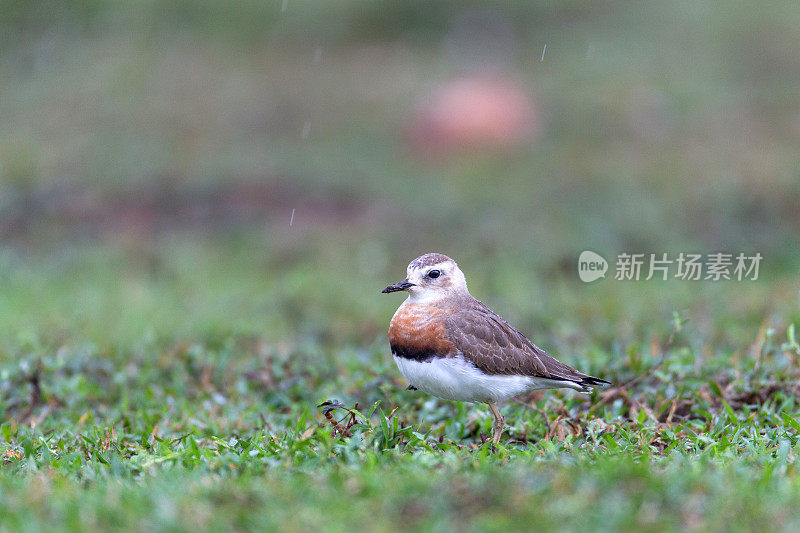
[290,208,295,227]
[281,0,287,12]
[540,44,547,62]
[301,121,311,139]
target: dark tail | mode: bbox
[578,374,611,391]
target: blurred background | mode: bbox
[1,0,798,359]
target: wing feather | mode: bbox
[443,298,605,386]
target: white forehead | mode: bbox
[408,261,455,270]
[409,261,449,272]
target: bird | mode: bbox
[382,252,609,444]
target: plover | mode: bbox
[382,253,609,444]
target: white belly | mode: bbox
[393,354,576,403]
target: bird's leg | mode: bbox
[487,401,505,444]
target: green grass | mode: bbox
[3,334,800,531]
[3,0,800,530]
[1,239,800,530]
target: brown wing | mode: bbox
[443,298,608,386]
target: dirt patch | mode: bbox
[0,178,376,242]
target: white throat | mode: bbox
[405,289,449,305]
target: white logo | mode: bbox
[578,251,608,282]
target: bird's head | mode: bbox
[382,252,469,303]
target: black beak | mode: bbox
[381,279,415,293]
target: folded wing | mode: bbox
[443,298,609,388]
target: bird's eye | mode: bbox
[428,269,441,279]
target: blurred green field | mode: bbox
[2,1,800,531]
